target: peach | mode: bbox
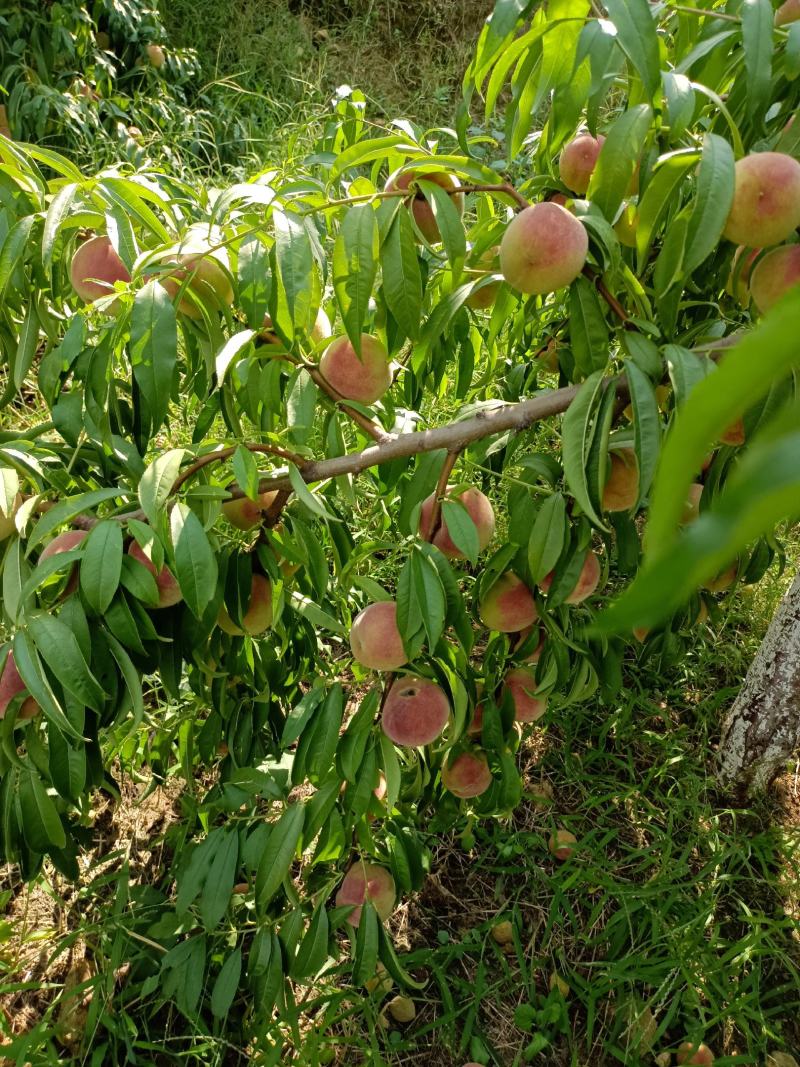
[776,0,800,25]
[466,245,501,309]
[335,861,396,926]
[0,651,39,720]
[0,494,22,540]
[723,153,800,247]
[159,228,233,319]
[720,418,745,446]
[349,601,407,671]
[441,750,493,798]
[548,828,577,861]
[548,192,571,208]
[418,485,495,559]
[387,995,416,1023]
[217,574,272,636]
[384,168,464,245]
[500,203,588,295]
[677,1042,715,1066]
[726,246,761,304]
[127,541,182,608]
[479,572,537,633]
[750,244,800,313]
[702,563,737,593]
[221,490,279,531]
[502,666,547,723]
[381,676,450,746]
[614,202,638,248]
[69,236,130,306]
[467,699,485,736]
[146,43,165,68]
[261,308,332,347]
[603,448,639,512]
[559,133,606,194]
[682,483,704,524]
[40,529,88,595]
[514,624,543,663]
[491,920,514,945]
[540,551,601,604]
[632,626,650,643]
[319,334,392,404]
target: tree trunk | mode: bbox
[717,569,800,791]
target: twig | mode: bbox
[303,363,392,444]
[665,3,742,23]
[583,266,629,323]
[169,443,307,496]
[314,182,530,214]
[425,449,462,544]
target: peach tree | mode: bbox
[1,0,800,1054]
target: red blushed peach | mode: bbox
[217,574,272,636]
[221,490,279,531]
[39,529,88,595]
[479,572,537,633]
[349,601,407,671]
[0,651,39,720]
[723,153,800,248]
[548,828,577,861]
[69,235,130,306]
[776,0,800,27]
[559,133,606,194]
[467,699,485,737]
[750,244,800,314]
[381,676,450,747]
[336,862,396,927]
[603,448,639,512]
[384,168,464,245]
[158,226,233,319]
[677,1043,715,1066]
[319,334,392,404]
[719,418,745,446]
[632,626,650,643]
[418,485,495,559]
[500,203,588,295]
[540,551,600,605]
[127,541,183,608]
[502,666,547,723]
[441,750,493,798]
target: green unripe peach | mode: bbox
[500,203,588,295]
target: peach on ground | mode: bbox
[349,601,407,671]
[335,861,396,927]
[776,0,800,26]
[0,493,22,540]
[128,541,183,608]
[418,485,495,559]
[217,574,272,636]
[441,750,493,798]
[70,236,130,305]
[0,652,39,720]
[491,920,514,945]
[723,153,800,248]
[676,1042,715,1066]
[384,168,464,244]
[466,245,501,309]
[549,828,577,861]
[502,666,547,723]
[719,418,745,446]
[559,133,606,194]
[726,246,761,304]
[499,203,588,295]
[221,490,279,531]
[319,334,392,405]
[703,563,737,593]
[479,572,537,633]
[681,483,704,524]
[387,996,416,1023]
[381,676,450,746]
[540,551,601,604]
[750,244,800,314]
[603,448,639,512]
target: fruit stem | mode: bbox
[425,449,462,544]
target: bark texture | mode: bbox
[717,569,800,791]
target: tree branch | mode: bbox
[170,443,308,496]
[425,449,462,544]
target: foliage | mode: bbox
[1,0,800,1063]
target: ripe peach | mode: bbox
[603,448,639,512]
[500,203,588,295]
[69,236,130,306]
[548,192,571,208]
[159,227,233,318]
[335,861,396,926]
[221,490,279,531]
[217,574,272,636]
[776,0,800,25]
[467,698,485,736]
[559,133,606,194]
[319,334,392,405]
[479,572,537,633]
[381,676,450,747]
[682,483,704,524]
[146,43,165,68]
[726,246,761,304]
[441,750,493,798]
[0,652,39,720]
[702,563,737,593]
[466,245,502,309]
[540,551,601,604]
[0,494,22,540]
[384,168,464,245]
[128,541,183,608]
[548,828,577,861]
[418,485,495,559]
[349,601,407,671]
[677,1042,715,1066]
[750,244,800,313]
[502,666,547,723]
[720,418,745,446]
[723,153,800,248]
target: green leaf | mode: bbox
[666,345,713,407]
[625,361,661,508]
[19,771,66,852]
[291,903,330,980]
[397,548,446,653]
[440,499,480,564]
[274,209,314,331]
[104,631,145,729]
[210,947,242,1019]
[381,209,423,340]
[587,104,652,223]
[138,449,185,528]
[418,179,466,266]
[255,803,305,915]
[199,829,239,930]
[569,277,610,377]
[604,0,660,98]
[27,614,107,711]
[330,135,417,180]
[42,183,78,271]
[683,134,734,274]
[636,151,700,272]
[351,903,380,987]
[130,281,178,439]
[11,631,82,740]
[232,447,260,501]
[287,464,338,522]
[561,370,608,529]
[333,204,379,353]
[528,493,567,584]
[79,522,123,615]
[170,503,218,619]
[238,234,271,328]
[215,330,256,386]
[741,0,773,126]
